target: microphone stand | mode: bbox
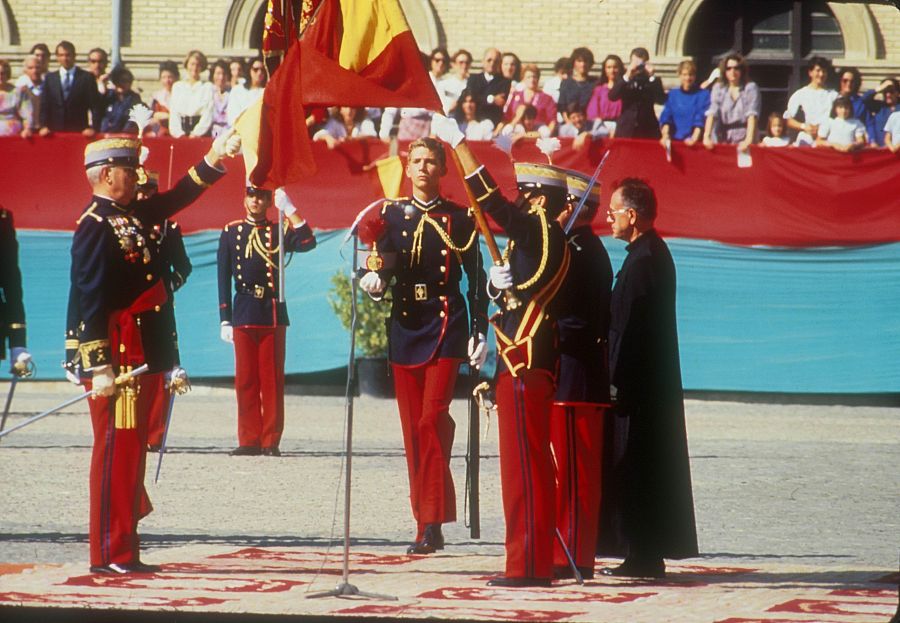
[306,232,396,601]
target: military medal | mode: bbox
[358,215,387,271]
[366,243,384,271]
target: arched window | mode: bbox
[685,0,844,120]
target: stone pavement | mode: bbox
[0,381,898,622]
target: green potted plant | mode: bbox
[328,271,393,397]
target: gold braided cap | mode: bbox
[514,162,568,190]
[566,171,602,204]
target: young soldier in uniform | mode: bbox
[432,114,570,587]
[135,173,192,451]
[65,130,240,574]
[358,137,488,554]
[0,206,32,378]
[550,172,612,580]
[217,186,317,457]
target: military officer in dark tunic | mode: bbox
[65,131,239,574]
[0,206,32,377]
[599,177,698,579]
[135,173,193,451]
[358,137,488,555]
[433,114,571,588]
[217,186,317,457]
[550,172,613,580]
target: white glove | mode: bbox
[91,365,116,398]
[10,347,31,376]
[468,333,488,369]
[273,187,297,217]
[431,113,466,148]
[359,271,386,296]
[65,368,82,386]
[489,264,514,290]
[212,128,241,158]
[220,322,234,343]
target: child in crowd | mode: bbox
[761,112,790,147]
[883,109,900,153]
[500,105,546,139]
[816,96,866,152]
[100,66,143,133]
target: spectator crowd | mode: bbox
[2,40,900,154]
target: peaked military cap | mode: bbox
[84,137,142,169]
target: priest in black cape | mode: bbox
[598,177,697,579]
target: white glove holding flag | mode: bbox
[467,333,488,369]
[489,264,514,290]
[359,271,386,296]
[92,365,116,398]
[431,113,466,148]
[274,188,297,217]
[220,322,234,343]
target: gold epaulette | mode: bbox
[224,219,243,232]
[381,197,409,215]
[76,202,103,226]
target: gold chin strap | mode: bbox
[409,206,478,267]
[244,224,282,269]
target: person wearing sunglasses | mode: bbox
[702,53,760,152]
[227,56,267,127]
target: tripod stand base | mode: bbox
[306,581,398,601]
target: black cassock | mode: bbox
[599,229,698,560]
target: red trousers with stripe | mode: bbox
[551,403,605,570]
[495,370,556,579]
[233,326,286,449]
[85,377,154,567]
[145,373,171,448]
[391,358,459,538]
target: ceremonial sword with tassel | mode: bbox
[0,364,149,440]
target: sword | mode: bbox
[0,377,19,439]
[564,149,611,235]
[154,391,177,483]
[556,528,585,585]
[0,364,149,440]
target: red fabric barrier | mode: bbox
[2,135,899,246]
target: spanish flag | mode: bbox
[239,0,442,189]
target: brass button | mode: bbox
[441,249,447,256]
[237,225,243,232]
[402,231,408,237]
[402,311,408,317]
[235,245,240,250]
[442,216,448,223]
[146,274,153,281]
[237,263,241,269]
[439,295,446,301]
[237,275,243,280]
[236,235,241,240]
[439,266,446,272]
[402,297,408,302]
[154,305,161,312]
[439,311,446,318]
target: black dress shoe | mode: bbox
[90,564,129,575]
[406,523,444,554]
[89,562,160,574]
[127,562,161,573]
[230,446,261,456]
[486,576,552,588]
[148,444,162,453]
[261,447,281,457]
[553,565,595,580]
[600,557,665,579]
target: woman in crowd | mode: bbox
[542,57,570,106]
[816,96,866,152]
[558,47,596,124]
[500,52,522,92]
[837,67,868,123]
[453,89,494,140]
[440,49,472,116]
[608,47,665,139]
[658,60,709,147]
[0,59,33,137]
[312,106,377,148]
[865,78,899,147]
[99,66,142,134]
[149,61,178,136]
[227,56,267,127]
[884,109,900,153]
[429,47,455,114]
[499,63,557,136]
[209,60,231,138]
[586,54,624,135]
[229,57,247,89]
[703,53,760,151]
[169,50,213,138]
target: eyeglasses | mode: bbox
[606,208,629,218]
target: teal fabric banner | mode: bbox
[14,231,900,393]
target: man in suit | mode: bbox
[39,40,101,136]
[464,48,510,126]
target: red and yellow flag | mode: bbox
[238,0,442,189]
